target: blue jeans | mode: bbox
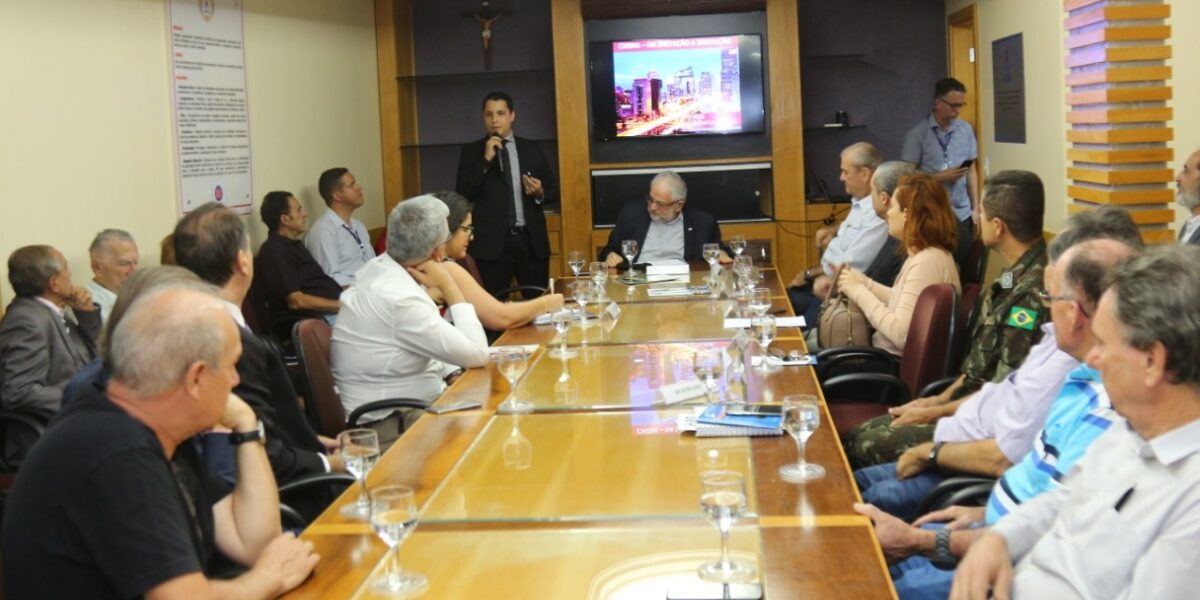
[854,463,946,523]
[891,550,954,600]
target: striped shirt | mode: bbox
[985,365,1118,524]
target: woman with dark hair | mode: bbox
[431,191,564,330]
[837,174,960,355]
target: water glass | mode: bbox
[497,347,532,413]
[621,239,639,279]
[589,261,609,299]
[752,315,777,373]
[571,280,594,327]
[338,428,380,520]
[567,250,586,278]
[702,243,721,275]
[779,395,826,482]
[548,309,576,359]
[698,470,756,582]
[748,287,771,317]
[369,485,427,595]
[729,234,747,257]
[692,348,724,403]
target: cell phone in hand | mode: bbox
[959,158,976,169]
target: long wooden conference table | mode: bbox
[283,267,895,599]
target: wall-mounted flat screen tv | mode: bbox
[590,34,765,141]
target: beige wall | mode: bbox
[946,0,1069,234]
[945,0,1195,237]
[0,0,383,303]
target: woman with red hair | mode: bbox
[837,174,960,355]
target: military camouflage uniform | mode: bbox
[844,241,1049,469]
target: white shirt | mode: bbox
[820,195,889,276]
[84,281,117,323]
[331,254,489,421]
[305,209,374,287]
[994,417,1200,599]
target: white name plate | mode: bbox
[658,380,709,404]
[647,263,690,276]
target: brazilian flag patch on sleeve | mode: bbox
[1005,306,1038,331]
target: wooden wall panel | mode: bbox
[766,0,806,283]
[375,0,419,218]
[1064,0,1173,241]
[550,0,592,273]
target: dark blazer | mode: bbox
[599,202,726,266]
[1182,224,1200,246]
[235,326,327,483]
[0,296,100,466]
[863,236,906,288]
[0,296,99,412]
[456,135,559,261]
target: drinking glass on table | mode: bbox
[338,428,380,519]
[369,485,427,596]
[729,234,747,258]
[496,347,532,414]
[779,395,826,482]
[751,314,777,374]
[748,287,772,317]
[692,348,724,404]
[621,239,639,280]
[698,470,756,582]
[548,308,577,359]
[571,280,595,327]
[702,243,721,276]
[589,261,609,300]
[567,250,586,279]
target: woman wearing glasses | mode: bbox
[834,174,961,355]
[433,191,564,330]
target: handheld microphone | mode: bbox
[489,134,505,173]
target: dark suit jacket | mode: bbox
[0,296,100,466]
[456,135,559,261]
[1182,224,1200,246]
[0,296,99,412]
[863,236,906,288]
[599,202,726,266]
[235,326,327,483]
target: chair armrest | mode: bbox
[913,475,998,517]
[916,376,959,399]
[347,398,430,429]
[822,373,912,406]
[493,285,546,301]
[277,471,357,496]
[280,504,308,531]
[815,347,900,382]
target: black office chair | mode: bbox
[278,471,357,529]
[913,475,996,517]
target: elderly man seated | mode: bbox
[332,195,490,443]
[599,170,731,268]
[83,228,139,322]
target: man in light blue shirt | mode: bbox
[305,167,375,287]
[902,78,979,268]
[788,142,889,317]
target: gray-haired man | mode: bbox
[84,228,139,322]
[332,195,490,442]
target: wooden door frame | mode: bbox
[948,5,984,180]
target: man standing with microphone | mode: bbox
[456,91,559,297]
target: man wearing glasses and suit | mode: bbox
[600,170,732,269]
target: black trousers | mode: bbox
[474,229,549,299]
[954,216,974,271]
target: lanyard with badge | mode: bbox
[935,126,954,170]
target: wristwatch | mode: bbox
[928,441,946,470]
[930,527,957,570]
[228,420,265,446]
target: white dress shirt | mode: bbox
[331,254,489,421]
[994,417,1200,599]
[84,280,117,323]
[820,195,889,276]
[305,209,374,287]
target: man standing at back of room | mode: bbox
[902,78,979,268]
[307,168,375,287]
[456,91,559,297]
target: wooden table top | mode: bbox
[283,268,894,599]
[558,267,787,305]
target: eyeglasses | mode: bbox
[1035,290,1089,318]
[459,224,475,233]
[646,195,683,209]
[938,97,966,110]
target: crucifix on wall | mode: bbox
[462,0,511,69]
